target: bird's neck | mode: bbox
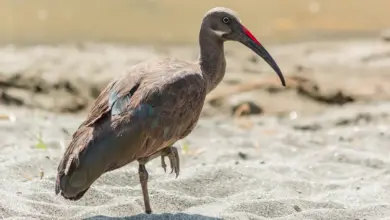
[198,27,226,94]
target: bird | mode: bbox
[55,6,286,214]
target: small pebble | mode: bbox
[293,205,302,212]
[238,152,248,160]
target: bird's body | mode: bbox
[55,7,286,214]
[56,58,206,198]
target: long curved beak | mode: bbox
[239,24,286,87]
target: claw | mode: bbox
[160,146,180,178]
[169,146,180,178]
[169,155,174,174]
[161,155,167,173]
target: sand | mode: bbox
[1,100,390,220]
[1,37,390,219]
[2,38,390,117]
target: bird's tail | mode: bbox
[55,127,100,200]
[55,123,138,200]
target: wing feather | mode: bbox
[56,75,141,184]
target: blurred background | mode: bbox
[0,0,390,118]
[1,0,389,44]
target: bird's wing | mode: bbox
[81,73,141,128]
[81,81,116,127]
[78,58,188,128]
[56,65,143,178]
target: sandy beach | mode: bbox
[1,100,390,219]
[0,38,389,219]
[1,1,390,217]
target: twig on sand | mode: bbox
[0,113,16,122]
[206,76,298,103]
[20,172,33,181]
[233,103,255,129]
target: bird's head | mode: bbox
[203,7,286,87]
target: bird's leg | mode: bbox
[135,146,179,214]
[137,162,152,214]
[160,146,180,178]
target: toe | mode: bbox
[161,156,167,172]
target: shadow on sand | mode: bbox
[84,213,222,220]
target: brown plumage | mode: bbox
[55,7,286,214]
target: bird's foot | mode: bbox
[161,146,180,178]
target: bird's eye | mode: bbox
[222,17,231,24]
